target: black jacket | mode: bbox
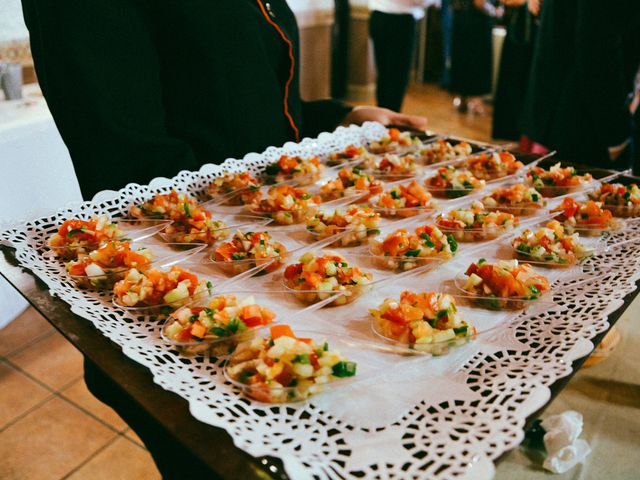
[22,0,352,198]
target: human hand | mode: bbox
[528,0,541,16]
[341,106,428,131]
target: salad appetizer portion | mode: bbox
[263,155,322,185]
[113,266,211,309]
[461,258,550,309]
[207,172,261,205]
[306,206,381,247]
[551,197,617,235]
[481,183,546,215]
[436,203,519,242]
[130,190,229,244]
[283,252,373,306]
[327,144,373,167]
[163,294,275,347]
[588,182,640,217]
[249,185,321,225]
[512,220,592,265]
[370,224,457,271]
[66,241,153,289]
[373,181,436,217]
[370,291,475,350]
[525,163,593,197]
[213,230,287,275]
[367,127,422,154]
[130,190,198,222]
[226,325,357,403]
[416,139,472,165]
[424,166,486,198]
[368,154,419,179]
[465,151,524,180]
[48,215,124,259]
[319,166,383,201]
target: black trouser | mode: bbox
[369,11,418,112]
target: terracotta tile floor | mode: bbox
[0,308,161,480]
[0,84,494,479]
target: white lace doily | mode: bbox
[2,122,640,480]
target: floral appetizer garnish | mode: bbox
[48,215,124,259]
[512,220,592,264]
[320,166,383,201]
[465,151,524,180]
[213,230,286,274]
[367,127,422,154]
[374,181,435,217]
[163,294,275,343]
[424,166,486,198]
[283,252,373,305]
[463,259,550,306]
[588,182,640,217]
[370,224,457,271]
[436,203,518,241]
[226,325,357,403]
[66,241,152,288]
[306,206,381,247]
[113,266,211,308]
[370,291,474,346]
[250,185,321,225]
[481,183,545,214]
[263,155,322,185]
[207,172,261,205]
[525,163,593,196]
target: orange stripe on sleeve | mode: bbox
[255,0,300,141]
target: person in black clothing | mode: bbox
[22,0,426,200]
[448,0,498,114]
[492,0,538,140]
[21,1,426,477]
[521,0,640,169]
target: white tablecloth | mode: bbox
[0,84,81,328]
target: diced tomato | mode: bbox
[388,128,401,142]
[270,324,295,339]
[284,263,303,280]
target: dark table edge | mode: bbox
[3,244,639,476]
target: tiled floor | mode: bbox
[0,308,160,480]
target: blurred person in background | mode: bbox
[521,0,640,169]
[369,0,432,112]
[448,0,500,114]
[492,0,538,140]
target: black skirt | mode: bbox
[449,7,494,96]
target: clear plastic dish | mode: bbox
[111,261,265,315]
[205,228,351,277]
[305,206,381,247]
[510,230,599,268]
[68,242,206,290]
[260,156,324,187]
[367,225,456,272]
[524,165,621,198]
[324,145,375,167]
[223,326,380,403]
[158,213,272,244]
[48,218,171,260]
[368,292,479,355]
[160,290,342,357]
[454,259,552,310]
[435,209,520,243]
[369,196,438,219]
[424,180,486,199]
[586,176,640,218]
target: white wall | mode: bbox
[0,0,28,43]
